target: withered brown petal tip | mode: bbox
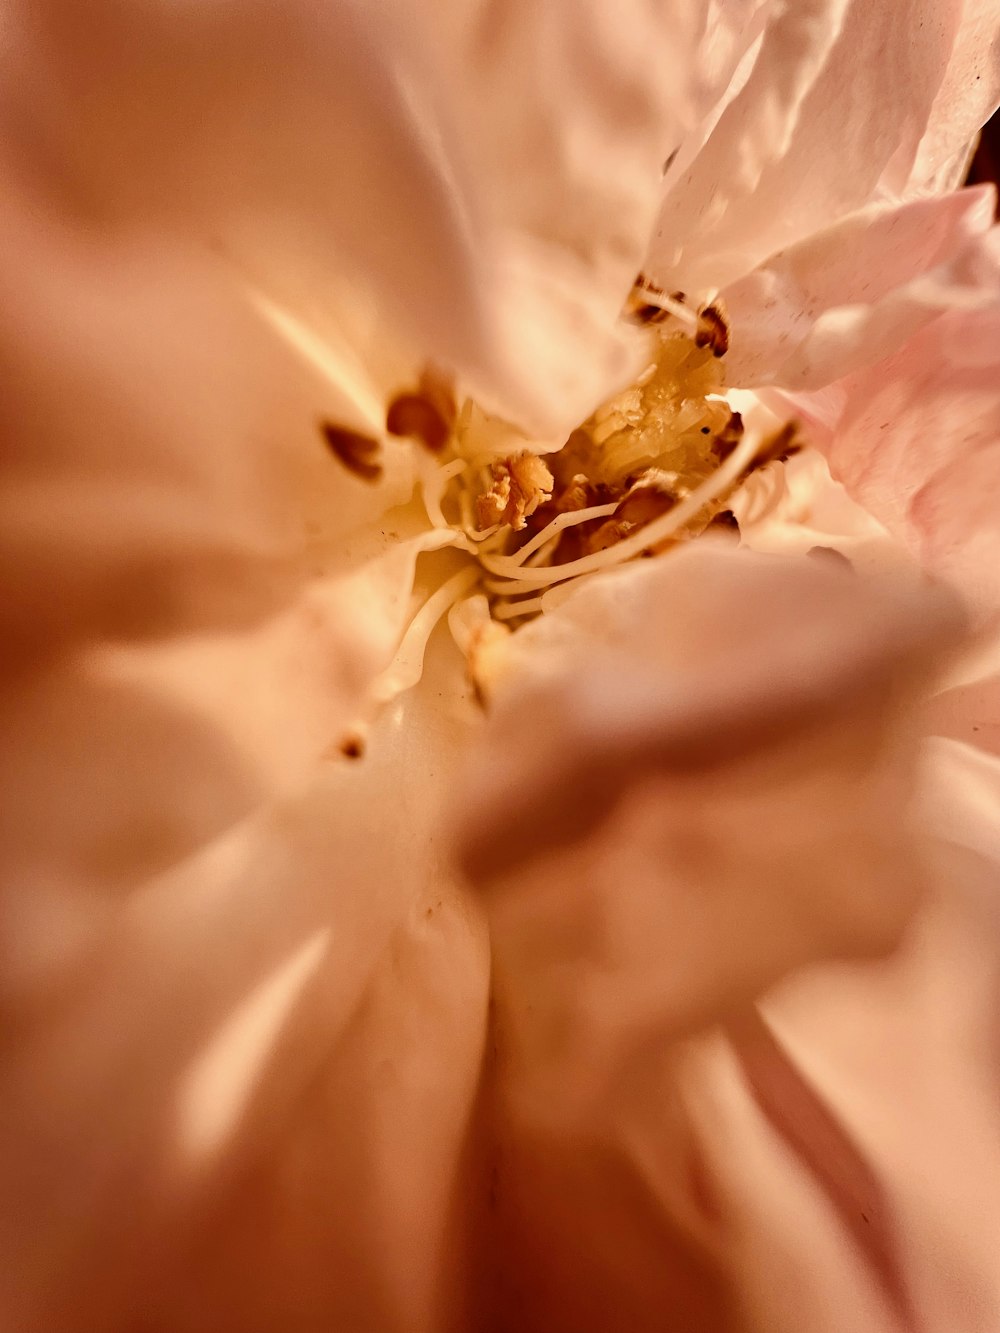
[695,303,730,357]
[386,392,449,453]
[320,421,383,483]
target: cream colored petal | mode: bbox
[456,547,962,1331]
[0,633,489,1333]
[459,544,960,1066]
[0,0,505,395]
[0,180,457,884]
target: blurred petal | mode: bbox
[460,545,959,1068]
[457,546,960,1331]
[0,633,489,1333]
[0,0,498,397]
[0,186,461,882]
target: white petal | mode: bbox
[0,633,489,1332]
[651,0,980,296]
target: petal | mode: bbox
[752,858,1000,1327]
[1,0,499,397]
[822,283,1000,616]
[455,546,961,1331]
[0,191,453,882]
[0,635,490,1333]
[459,545,960,1065]
[722,185,997,389]
[904,0,1000,193]
[650,0,979,296]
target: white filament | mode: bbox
[480,428,760,594]
[371,566,479,705]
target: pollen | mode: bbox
[476,453,554,531]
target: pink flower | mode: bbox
[2,3,999,1330]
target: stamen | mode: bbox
[370,566,479,705]
[479,500,620,575]
[420,457,466,529]
[492,595,548,622]
[481,427,761,593]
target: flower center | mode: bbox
[329,287,801,731]
[431,299,768,624]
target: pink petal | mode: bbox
[822,286,1000,615]
[723,185,997,389]
[650,0,977,295]
[904,0,1000,192]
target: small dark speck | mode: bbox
[425,906,433,918]
[340,735,365,760]
[861,1212,871,1225]
[701,425,711,434]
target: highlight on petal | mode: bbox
[0,633,489,1332]
[0,0,500,395]
[0,182,454,889]
[722,185,998,389]
[650,0,981,296]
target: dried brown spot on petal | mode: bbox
[320,421,383,483]
[695,302,730,358]
[477,453,554,531]
[339,733,366,760]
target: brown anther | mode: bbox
[628,302,670,326]
[696,302,730,357]
[386,392,450,453]
[710,410,745,461]
[626,274,671,326]
[614,471,677,527]
[320,421,383,483]
[711,509,740,531]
